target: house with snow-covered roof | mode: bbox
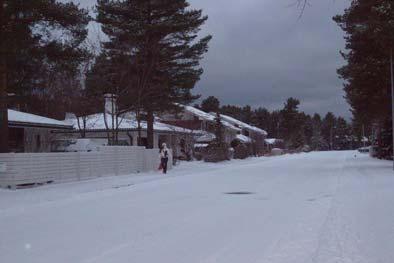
[264,138,285,151]
[54,95,202,159]
[217,114,267,136]
[214,113,268,155]
[159,104,241,145]
[159,104,268,156]
[211,113,268,155]
[8,109,73,153]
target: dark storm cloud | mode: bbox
[189,0,351,118]
[75,0,351,118]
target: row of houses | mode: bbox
[8,95,270,159]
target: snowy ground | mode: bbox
[1,151,394,263]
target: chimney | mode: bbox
[65,112,76,120]
[104,93,118,116]
[64,112,77,125]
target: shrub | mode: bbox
[233,144,249,159]
[203,142,231,163]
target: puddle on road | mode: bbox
[224,191,255,195]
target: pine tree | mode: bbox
[242,105,253,124]
[201,96,220,113]
[96,0,211,148]
[310,113,328,151]
[321,112,337,150]
[334,0,394,132]
[335,117,351,150]
[252,107,271,133]
[269,110,281,139]
[221,105,244,121]
[279,97,304,148]
[303,114,314,146]
[0,0,90,152]
[291,130,306,150]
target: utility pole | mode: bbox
[391,48,394,170]
[0,0,9,153]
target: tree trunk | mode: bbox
[0,0,8,152]
[77,117,86,138]
[147,110,154,149]
[0,52,9,153]
[136,110,142,146]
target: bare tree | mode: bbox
[296,0,310,18]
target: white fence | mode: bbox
[0,146,172,188]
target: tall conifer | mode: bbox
[96,0,211,148]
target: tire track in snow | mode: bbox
[238,153,344,263]
[311,152,367,263]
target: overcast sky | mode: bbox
[188,0,351,118]
[77,0,351,118]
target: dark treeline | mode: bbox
[200,96,363,151]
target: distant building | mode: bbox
[264,138,285,152]
[8,109,72,153]
[218,113,267,155]
[160,104,268,155]
[58,112,198,156]
[55,95,200,159]
[160,104,241,145]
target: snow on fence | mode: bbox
[0,146,172,188]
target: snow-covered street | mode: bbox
[1,151,394,263]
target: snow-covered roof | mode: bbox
[265,138,283,145]
[265,138,277,145]
[236,134,252,143]
[182,105,216,121]
[179,105,241,132]
[67,113,197,134]
[218,114,268,136]
[8,109,72,128]
[195,132,216,143]
[194,143,209,148]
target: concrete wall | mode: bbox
[0,146,172,188]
